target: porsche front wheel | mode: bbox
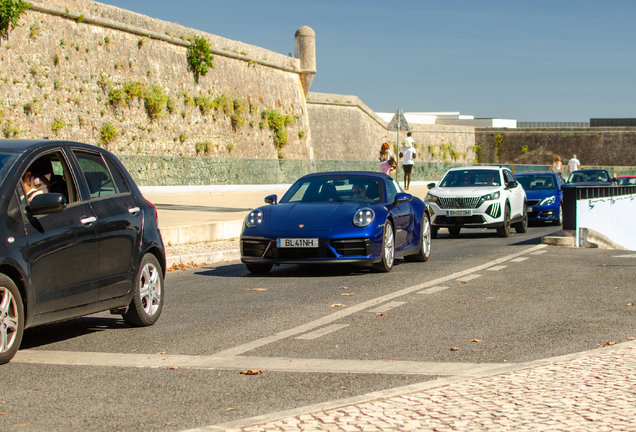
[373,221,395,272]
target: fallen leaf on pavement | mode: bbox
[469,339,483,343]
[628,337,635,340]
[240,370,262,375]
[450,347,461,351]
[156,352,166,355]
[248,288,267,291]
[627,303,634,306]
[169,366,179,370]
[340,293,354,296]
[458,281,467,284]
[362,353,368,356]
[167,261,207,272]
[330,303,346,307]
[340,386,347,390]
[227,408,235,411]
[598,341,618,347]
[375,312,387,316]
[339,286,347,289]
[384,360,395,362]
[458,301,468,304]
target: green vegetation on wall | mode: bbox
[261,109,296,159]
[0,0,30,41]
[186,35,215,83]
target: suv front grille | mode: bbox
[438,197,481,209]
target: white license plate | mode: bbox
[277,238,319,248]
[527,206,533,212]
[446,209,472,217]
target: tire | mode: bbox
[405,214,431,262]
[123,254,164,327]
[514,206,528,233]
[431,227,438,239]
[373,221,395,272]
[497,204,511,237]
[553,204,563,226]
[245,263,273,274]
[448,227,461,236]
[0,274,24,365]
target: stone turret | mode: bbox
[294,26,316,96]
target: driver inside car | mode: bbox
[22,158,53,204]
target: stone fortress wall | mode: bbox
[1,0,633,186]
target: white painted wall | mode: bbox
[576,194,636,250]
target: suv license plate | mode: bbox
[277,238,319,248]
[447,210,472,217]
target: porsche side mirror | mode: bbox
[264,194,277,205]
[26,193,67,215]
[394,192,412,206]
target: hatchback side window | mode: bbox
[74,151,117,199]
[104,156,130,194]
[19,151,78,206]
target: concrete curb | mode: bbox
[166,249,240,268]
[162,221,243,245]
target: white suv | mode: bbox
[425,166,527,238]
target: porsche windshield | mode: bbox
[439,170,501,187]
[281,176,383,203]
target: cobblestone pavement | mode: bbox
[202,343,636,432]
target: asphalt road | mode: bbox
[2,224,636,431]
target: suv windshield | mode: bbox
[439,170,501,187]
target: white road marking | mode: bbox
[295,324,349,340]
[531,250,547,255]
[12,350,509,376]
[511,257,528,262]
[369,302,406,313]
[417,286,449,294]
[456,274,481,282]
[613,255,636,258]
[487,265,508,271]
[212,244,547,357]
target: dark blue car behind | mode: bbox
[515,172,564,225]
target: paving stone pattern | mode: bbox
[227,345,636,431]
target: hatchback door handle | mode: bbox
[80,216,97,226]
[128,206,141,215]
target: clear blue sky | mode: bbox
[103,0,635,122]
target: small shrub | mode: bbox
[2,120,19,138]
[194,95,214,115]
[51,117,70,133]
[261,109,296,158]
[521,145,529,154]
[0,0,30,41]
[144,85,169,120]
[195,141,211,154]
[76,14,84,23]
[298,130,305,139]
[23,98,40,115]
[53,54,59,66]
[230,98,246,130]
[213,94,232,116]
[99,122,119,147]
[186,35,215,83]
[226,142,234,153]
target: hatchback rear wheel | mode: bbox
[123,254,164,327]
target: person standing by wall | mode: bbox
[399,132,417,190]
[378,142,393,173]
[549,156,563,178]
[568,154,580,175]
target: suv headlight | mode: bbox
[245,209,264,228]
[353,208,375,227]
[539,195,556,206]
[477,191,500,207]
[425,193,439,204]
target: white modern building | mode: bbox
[377,112,517,128]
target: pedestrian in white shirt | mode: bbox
[399,132,417,190]
[568,154,580,175]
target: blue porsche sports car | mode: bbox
[240,171,431,273]
[515,172,564,225]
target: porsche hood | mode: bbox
[268,202,364,231]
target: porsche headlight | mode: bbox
[425,193,439,204]
[539,195,556,206]
[245,209,264,228]
[353,208,375,227]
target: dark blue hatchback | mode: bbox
[515,172,564,225]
